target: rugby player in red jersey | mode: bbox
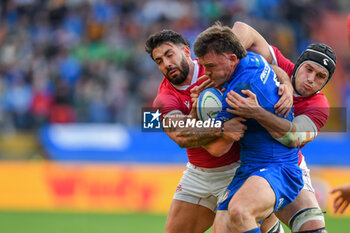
[145,29,244,233]
[145,29,292,233]
[210,22,336,233]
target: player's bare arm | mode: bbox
[189,77,246,156]
[201,117,247,157]
[163,111,223,149]
[165,96,246,151]
[232,21,273,62]
[201,137,233,157]
[157,85,223,149]
[226,90,318,148]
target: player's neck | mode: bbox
[181,60,195,86]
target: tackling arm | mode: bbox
[165,113,246,154]
[163,111,222,148]
[201,116,247,157]
[232,21,292,87]
[272,64,292,86]
[155,93,222,149]
[232,21,273,63]
[253,109,318,148]
[232,22,292,88]
[226,90,318,148]
[202,136,234,157]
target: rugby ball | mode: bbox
[197,88,223,121]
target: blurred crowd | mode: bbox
[0,0,348,131]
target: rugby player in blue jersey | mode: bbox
[193,22,303,233]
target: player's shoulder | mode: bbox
[305,92,330,108]
[295,92,330,130]
[247,52,276,85]
[154,91,179,107]
[238,52,264,76]
[197,61,206,77]
[246,51,270,69]
[245,51,262,64]
[270,45,284,60]
[154,84,186,109]
[269,45,295,76]
[157,77,170,91]
[156,77,180,95]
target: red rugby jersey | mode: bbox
[271,46,330,163]
[270,45,330,131]
[153,60,240,168]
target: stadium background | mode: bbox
[0,0,349,232]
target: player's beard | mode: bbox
[165,56,189,85]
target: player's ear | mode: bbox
[228,53,238,62]
[183,46,191,58]
[228,53,238,66]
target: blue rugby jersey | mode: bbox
[216,52,299,166]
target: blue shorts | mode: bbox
[217,164,303,212]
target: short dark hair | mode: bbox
[145,30,190,59]
[193,22,246,59]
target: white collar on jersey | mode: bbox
[293,90,320,98]
[268,45,278,66]
[172,60,199,90]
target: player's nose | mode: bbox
[307,73,316,83]
[163,58,172,69]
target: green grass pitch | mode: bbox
[0,211,349,233]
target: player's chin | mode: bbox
[166,74,176,82]
[303,89,316,97]
[170,76,186,85]
[296,87,310,97]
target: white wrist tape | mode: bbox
[275,115,318,147]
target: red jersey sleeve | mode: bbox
[304,94,330,131]
[293,93,330,131]
[270,45,295,77]
[153,93,184,120]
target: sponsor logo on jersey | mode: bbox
[184,100,190,109]
[260,58,271,84]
